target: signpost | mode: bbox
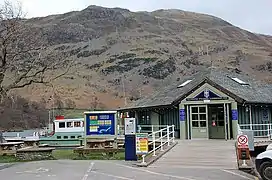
[136,133,148,155]
[237,134,249,167]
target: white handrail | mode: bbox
[141,125,175,165]
[117,124,169,136]
[239,123,272,139]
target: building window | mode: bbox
[191,106,207,128]
[64,136,68,139]
[263,108,269,122]
[138,111,151,125]
[78,136,82,138]
[57,136,61,139]
[74,121,81,127]
[59,122,65,128]
[70,136,75,139]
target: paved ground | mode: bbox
[0,140,258,180]
[0,160,257,180]
[156,140,238,169]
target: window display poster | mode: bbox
[85,113,115,135]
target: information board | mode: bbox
[136,133,148,155]
[85,113,115,135]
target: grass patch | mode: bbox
[0,155,19,163]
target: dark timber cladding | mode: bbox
[118,67,272,140]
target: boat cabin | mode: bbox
[54,118,84,133]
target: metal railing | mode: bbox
[141,125,175,165]
[117,125,169,136]
[239,123,272,139]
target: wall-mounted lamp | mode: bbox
[245,106,249,112]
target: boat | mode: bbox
[39,116,84,147]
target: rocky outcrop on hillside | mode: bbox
[13,6,272,109]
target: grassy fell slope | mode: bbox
[13,6,272,109]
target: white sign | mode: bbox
[124,118,136,135]
[237,134,248,148]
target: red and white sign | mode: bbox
[237,134,249,148]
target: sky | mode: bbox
[3,0,272,35]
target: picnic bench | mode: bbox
[0,142,24,156]
[85,138,116,149]
[23,139,39,147]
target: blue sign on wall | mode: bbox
[85,113,115,135]
[179,109,186,121]
[232,110,238,121]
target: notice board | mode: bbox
[85,112,116,136]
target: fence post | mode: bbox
[268,124,270,139]
[267,124,271,140]
[152,132,156,156]
[167,125,170,146]
[117,125,120,135]
[172,125,175,143]
[142,155,145,164]
[160,129,163,151]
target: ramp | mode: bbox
[151,140,238,169]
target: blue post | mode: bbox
[124,118,137,161]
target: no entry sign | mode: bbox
[237,134,249,148]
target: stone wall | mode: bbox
[16,151,55,161]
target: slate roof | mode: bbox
[119,67,272,110]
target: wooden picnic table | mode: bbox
[85,139,115,148]
[0,142,24,155]
[23,139,39,147]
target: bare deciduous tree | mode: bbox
[0,1,74,101]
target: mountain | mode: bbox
[13,6,272,109]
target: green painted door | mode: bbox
[190,105,208,139]
[208,105,225,139]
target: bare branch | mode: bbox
[0,0,75,100]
